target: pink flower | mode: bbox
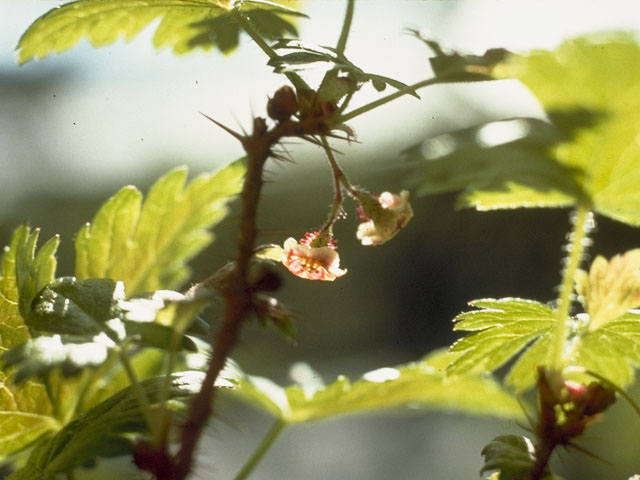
[281,233,347,281]
[356,190,413,246]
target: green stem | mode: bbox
[549,205,593,370]
[234,420,286,480]
[338,77,438,123]
[232,10,310,93]
[119,346,156,438]
[335,0,355,55]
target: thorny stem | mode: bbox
[168,114,332,480]
[172,118,271,479]
[233,420,286,480]
[549,205,593,371]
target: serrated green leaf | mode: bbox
[28,277,120,337]
[75,161,245,296]
[449,298,555,387]
[567,313,640,388]
[493,33,640,224]
[576,250,640,330]
[480,435,538,480]
[0,228,59,460]
[13,226,59,319]
[410,34,640,217]
[228,350,523,423]
[11,371,206,477]
[17,0,305,64]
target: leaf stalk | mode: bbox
[233,419,286,480]
[549,205,593,370]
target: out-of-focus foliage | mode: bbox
[227,350,524,423]
[16,0,305,63]
[408,33,640,225]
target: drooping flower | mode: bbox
[356,190,413,246]
[281,232,347,281]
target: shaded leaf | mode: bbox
[17,0,305,63]
[493,34,640,225]
[409,34,640,218]
[409,29,510,82]
[27,277,121,337]
[480,435,538,480]
[449,298,555,392]
[405,117,588,210]
[75,160,245,296]
[269,39,418,98]
[227,350,523,423]
[0,227,58,460]
[575,250,640,330]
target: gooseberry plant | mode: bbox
[2,1,640,479]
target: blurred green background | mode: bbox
[2,1,640,478]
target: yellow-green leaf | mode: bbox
[228,350,524,423]
[74,160,245,296]
[0,228,59,459]
[17,0,305,64]
[495,33,640,224]
[575,249,640,330]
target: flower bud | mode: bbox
[267,85,299,122]
[356,190,413,246]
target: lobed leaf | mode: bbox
[17,0,305,64]
[568,313,640,388]
[75,160,245,296]
[227,350,524,423]
[0,228,58,460]
[575,250,640,330]
[448,298,555,392]
[409,34,640,219]
[8,371,209,477]
[493,33,640,224]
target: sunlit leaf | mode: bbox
[227,350,524,423]
[493,33,640,224]
[409,34,640,218]
[17,0,305,64]
[9,371,207,477]
[75,160,245,296]
[449,298,555,392]
[0,228,58,460]
[575,250,640,330]
[13,226,59,319]
[569,313,640,388]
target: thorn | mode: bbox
[199,112,244,141]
